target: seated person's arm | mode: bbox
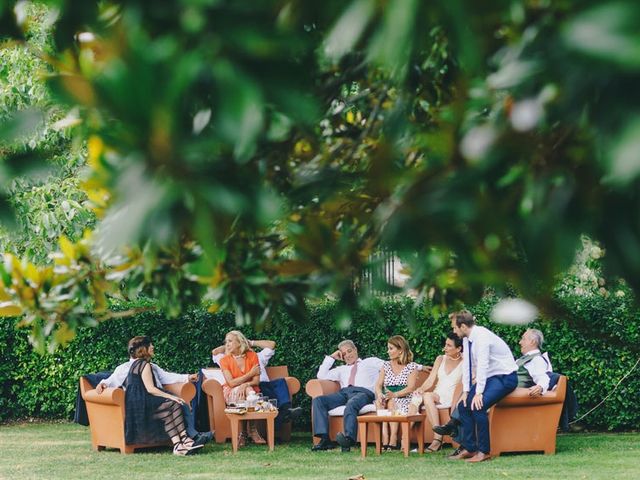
[417,356,442,393]
[251,339,276,350]
[317,351,343,381]
[387,370,420,399]
[141,363,185,405]
[211,345,225,361]
[96,363,127,394]
[222,367,259,388]
[374,368,386,406]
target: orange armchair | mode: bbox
[489,375,567,456]
[79,376,196,454]
[201,366,300,443]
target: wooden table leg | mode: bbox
[230,417,240,454]
[267,416,275,452]
[359,422,368,458]
[417,419,425,454]
[374,423,382,455]
[402,423,410,457]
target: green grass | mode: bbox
[0,423,639,480]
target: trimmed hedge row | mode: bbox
[1,295,639,430]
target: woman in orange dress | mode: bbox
[219,330,265,445]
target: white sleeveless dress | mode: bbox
[433,357,463,409]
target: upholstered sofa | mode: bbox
[79,376,196,454]
[489,375,567,456]
[306,369,460,446]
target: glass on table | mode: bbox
[267,398,278,412]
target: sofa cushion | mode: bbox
[328,403,376,416]
[202,368,226,383]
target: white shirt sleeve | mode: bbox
[525,356,551,393]
[317,356,343,382]
[258,348,275,365]
[154,364,189,385]
[462,338,471,393]
[99,361,130,388]
[212,353,224,365]
[474,338,490,394]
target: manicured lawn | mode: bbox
[0,422,638,479]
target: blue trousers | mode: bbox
[181,404,198,438]
[312,387,374,440]
[260,378,292,430]
[458,372,517,454]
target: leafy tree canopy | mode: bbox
[1,0,640,351]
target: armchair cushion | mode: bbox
[329,403,376,416]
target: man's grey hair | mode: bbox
[338,339,356,351]
[526,328,544,348]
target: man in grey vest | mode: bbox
[516,328,552,396]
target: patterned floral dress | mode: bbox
[382,361,419,414]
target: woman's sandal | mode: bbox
[173,442,204,456]
[426,439,442,453]
[248,429,266,445]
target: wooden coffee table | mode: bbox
[225,410,278,453]
[357,414,426,457]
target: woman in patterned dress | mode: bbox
[374,335,420,450]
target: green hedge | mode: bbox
[1,295,639,430]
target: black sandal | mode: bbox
[426,439,442,453]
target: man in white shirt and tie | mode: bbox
[450,311,518,463]
[311,340,384,452]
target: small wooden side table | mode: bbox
[357,414,426,458]
[225,410,278,453]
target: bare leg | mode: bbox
[423,392,442,451]
[388,399,399,447]
[382,422,389,446]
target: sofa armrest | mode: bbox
[83,387,125,406]
[163,382,196,402]
[305,379,340,398]
[284,376,301,396]
[202,378,224,398]
[497,387,563,407]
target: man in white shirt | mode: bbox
[516,328,552,396]
[211,339,302,425]
[450,311,518,463]
[96,336,212,447]
[311,340,384,452]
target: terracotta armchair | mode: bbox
[79,376,196,454]
[306,369,460,446]
[201,366,301,443]
[489,375,567,456]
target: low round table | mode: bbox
[357,413,426,457]
[225,410,278,453]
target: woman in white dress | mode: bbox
[409,332,463,452]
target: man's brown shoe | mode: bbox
[466,452,492,463]
[447,449,476,460]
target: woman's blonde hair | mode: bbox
[388,335,413,365]
[226,330,250,355]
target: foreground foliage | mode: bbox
[2,1,640,350]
